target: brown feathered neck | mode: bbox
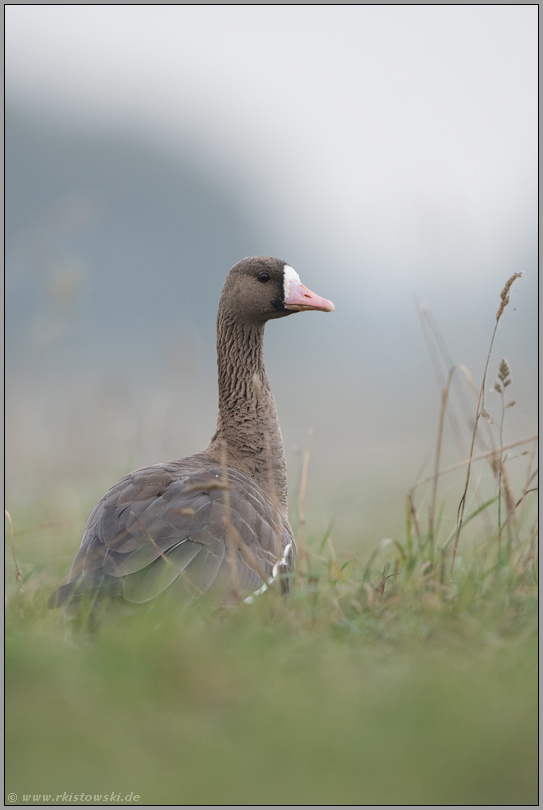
[203,306,288,511]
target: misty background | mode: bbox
[6,6,537,550]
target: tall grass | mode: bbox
[5,273,538,806]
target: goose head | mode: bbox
[220,256,335,324]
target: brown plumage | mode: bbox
[49,256,334,619]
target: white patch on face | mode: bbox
[283,264,301,300]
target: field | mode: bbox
[5,275,538,806]
[5,508,538,806]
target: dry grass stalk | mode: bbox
[298,427,313,542]
[517,515,538,576]
[184,480,230,493]
[220,444,240,601]
[415,300,471,457]
[493,358,513,537]
[451,272,523,573]
[141,439,272,604]
[363,581,374,607]
[5,509,25,599]
[135,449,271,603]
[412,435,538,490]
[515,485,538,509]
[415,297,494,534]
[296,426,314,578]
[406,493,422,541]
[133,514,208,598]
[252,374,283,590]
[414,298,448,386]
[429,365,456,541]
[516,475,538,509]
[499,460,517,551]
[517,440,538,513]
[376,564,390,597]
[415,302,493,461]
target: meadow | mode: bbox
[5,274,538,806]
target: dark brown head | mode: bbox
[219,256,334,324]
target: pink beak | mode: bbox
[284,280,335,313]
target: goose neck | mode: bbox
[205,311,288,509]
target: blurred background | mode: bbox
[6,6,538,550]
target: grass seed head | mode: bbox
[498,358,512,387]
[496,272,523,321]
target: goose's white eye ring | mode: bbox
[258,272,270,283]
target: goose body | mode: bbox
[50,257,334,616]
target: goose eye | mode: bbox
[258,272,270,283]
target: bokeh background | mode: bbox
[6,6,538,551]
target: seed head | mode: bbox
[497,358,512,387]
[496,272,523,321]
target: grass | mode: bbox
[5,273,538,806]
[5,530,538,806]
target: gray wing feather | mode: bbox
[51,454,295,611]
[122,540,203,603]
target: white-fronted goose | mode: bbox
[50,257,334,617]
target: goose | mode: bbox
[49,257,334,619]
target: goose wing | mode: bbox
[50,456,293,610]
